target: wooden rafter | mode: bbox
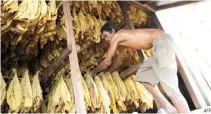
[126,1,155,14]
[119,63,141,80]
[42,44,80,85]
[118,1,147,60]
[63,2,86,113]
[43,47,72,77]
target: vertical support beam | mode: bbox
[118,1,134,29]
[126,1,155,14]
[119,63,141,80]
[151,13,207,108]
[63,2,86,113]
[118,1,146,60]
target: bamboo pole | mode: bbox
[63,2,86,113]
[119,63,141,80]
[43,47,72,77]
[175,49,207,108]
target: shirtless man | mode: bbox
[91,22,190,113]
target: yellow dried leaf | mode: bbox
[100,72,118,113]
[7,69,22,112]
[20,69,33,113]
[95,76,110,113]
[47,73,71,113]
[84,72,101,111]
[31,71,43,112]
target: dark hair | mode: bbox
[101,22,118,33]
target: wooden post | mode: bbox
[45,58,69,87]
[44,47,72,77]
[119,63,141,80]
[118,1,134,29]
[118,1,146,60]
[42,44,80,85]
[151,13,207,108]
[126,1,155,14]
[175,49,207,108]
[174,40,211,106]
[63,2,86,113]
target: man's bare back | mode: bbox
[114,29,164,50]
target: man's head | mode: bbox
[101,22,118,42]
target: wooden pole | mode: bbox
[175,49,207,108]
[45,58,69,87]
[43,47,72,77]
[119,63,141,80]
[126,1,155,14]
[174,41,211,106]
[118,1,146,60]
[118,1,134,29]
[42,44,80,85]
[63,2,86,113]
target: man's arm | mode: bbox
[91,39,119,77]
[109,47,127,73]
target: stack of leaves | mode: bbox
[106,72,127,112]
[19,69,33,113]
[111,72,127,110]
[94,76,111,113]
[84,72,101,111]
[81,74,92,110]
[128,5,148,26]
[31,71,43,112]
[47,72,72,113]
[39,41,65,69]
[40,0,58,49]
[1,0,18,34]
[6,69,22,113]
[0,72,7,105]
[131,75,154,112]
[1,1,149,76]
[99,72,118,113]
[123,75,140,108]
[143,48,153,58]
[1,68,154,113]
[64,76,76,113]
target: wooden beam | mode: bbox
[42,44,80,84]
[43,47,72,77]
[153,1,199,11]
[118,1,134,29]
[117,19,127,30]
[176,50,207,108]
[175,43,211,106]
[118,1,146,60]
[127,1,155,14]
[152,13,207,108]
[45,58,69,88]
[63,2,86,113]
[119,63,141,80]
